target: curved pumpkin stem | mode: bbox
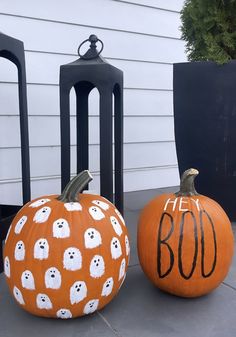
[57,170,93,203]
[175,168,199,197]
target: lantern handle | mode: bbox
[78,34,104,60]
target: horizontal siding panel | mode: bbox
[0,142,177,180]
[0,14,186,64]
[0,83,78,116]
[125,89,173,115]
[0,83,173,116]
[115,0,184,12]
[0,83,20,115]
[124,142,177,169]
[124,165,179,191]
[0,165,179,205]
[0,0,182,38]
[0,115,174,147]
[0,178,60,205]
[0,52,173,89]
[0,177,97,206]
[124,116,174,142]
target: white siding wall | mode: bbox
[0,0,186,205]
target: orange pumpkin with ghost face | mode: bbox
[4,171,130,318]
[137,168,234,297]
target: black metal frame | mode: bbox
[0,32,31,272]
[60,35,124,213]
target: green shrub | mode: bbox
[181,0,236,64]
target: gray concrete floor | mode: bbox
[1,187,236,337]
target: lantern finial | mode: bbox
[89,34,98,44]
[78,35,104,60]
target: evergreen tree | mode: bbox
[181,0,236,64]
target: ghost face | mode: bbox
[33,207,51,223]
[84,228,102,249]
[110,237,122,260]
[63,247,82,271]
[36,294,53,310]
[125,235,130,256]
[89,206,105,221]
[89,255,105,278]
[13,286,25,305]
[34,238,49,260]
[119,258,126,281]
[4,256,10,278]
[29,198,51,208]
[21,270,35,290]
[45,267,62,289]
[110,216,122,236]
[83,299,99,315]
[53,218,70,238]
[64,202,82,211]
[14,215,27,234]
[70,281,87,305]
[115,208,125,225]
[14,241,25,261]
[56,309,72,319]
[101,277,114,297]
[92,200,109,211]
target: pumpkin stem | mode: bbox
[57,170,93,203]
[175,168,199,197]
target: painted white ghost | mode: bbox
[101,277,114,297]
[56,309,72,319]
[34,238,49,260]
[63,247,82,271]
[84,228,102,249]
[89,206,105,221]
[14,215,27,234]
[70,281,87,305]
[14,241,25,261]
[83,299,99,315]
[21,270,35,290]
[52,218,70,238]
[45,267,62,289]
[13,286,25,305]
[89,255,105,278]
[110,216,122,236]
[29,198,51,208]
[64,202,82,211]
[125,235,130,256]
[36,293,53,309]
[33,207,51,223]
[4,256,10,278]
[119,258,126,281]
[110,237,122,259]
[92,200,109,211]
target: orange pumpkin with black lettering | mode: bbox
[4,171,130,318]
[137,168,234,297]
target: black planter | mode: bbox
[174,61,236,220]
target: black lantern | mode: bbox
[0,32,30,271]
[59,35,124,213]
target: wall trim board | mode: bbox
[0,12,181,41]
[0,164,178,184]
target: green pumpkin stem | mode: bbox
[57,170,93,203]
[175,168,199,197]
